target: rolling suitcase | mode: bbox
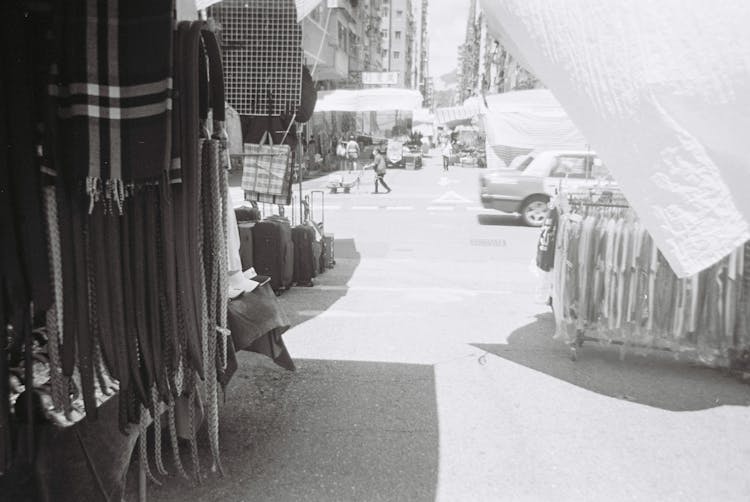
[235,205,260,271]
[237,221,255,271]
[310,191,335,270]
[252,216,294,292]
[292,224,318,286]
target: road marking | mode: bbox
[432,190,473,204]
[466,206,490,212]
[386,206,414,211]
[299,285,512,296]
[324,205,342,211]
[427,206,455,211]
[438,177,460,186]
[352,205,378,211]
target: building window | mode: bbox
[382,49,388,57]
[395,31,401,40]
[393,51,400,59]
[382,6,388,16]
[381,29,388,38]
[396,9,403,17]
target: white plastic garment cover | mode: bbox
[483,90,587,151]
[314,88,423,112]
[479,0,750,277]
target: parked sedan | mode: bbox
[479,150,615,226]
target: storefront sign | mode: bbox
[361,72,399,85]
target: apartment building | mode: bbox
[379,0,417,88]
[299,1,383,89]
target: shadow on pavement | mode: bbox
[473,313,750,412]
[278,237,361,327]
[142,359,440,502]
[476,213,525,227]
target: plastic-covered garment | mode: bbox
[479,0,750,277]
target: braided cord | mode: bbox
[217,150,230,371]
[167,401,189,479]
[187,388,202,483]
[204,139,224,475]
[43,186,69,412]
[139,404,162,486]
[151,386,168,476]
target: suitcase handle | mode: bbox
[310,190,325,228]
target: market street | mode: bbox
[140,153,750,502]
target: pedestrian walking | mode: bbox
[346,134,360,170]
[336,138,347,171]
[367,146,391,194]
[441,140,453,171]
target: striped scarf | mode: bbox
[50,0,173,209]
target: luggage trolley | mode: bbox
[325,160,363,194]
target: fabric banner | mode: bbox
[479,0,750,277]
[314,88,423,112]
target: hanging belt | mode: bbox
[172,20,204,378]
[120,196,148,406]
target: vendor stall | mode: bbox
[480,0,750,278]
[1,1,302,500]
[539,190,750,373]
[485,0,750,373]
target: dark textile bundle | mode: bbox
[51,0,173,207]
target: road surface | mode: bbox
[139,153,750,502]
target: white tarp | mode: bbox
[479,0,750,277]
[435,103,482,126]
[483,90,587,159]
[314,88,423,112]
[195,0,321,21]
[412,108,434,125]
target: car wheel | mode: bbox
[521,196,549,227]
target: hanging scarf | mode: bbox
[50,0,173,208]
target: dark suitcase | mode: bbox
[237,221,255,271]
[292,224,319,286]
[309,190,334,271]
[321,233,335,270]
[252,216,294,292]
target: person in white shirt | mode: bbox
[345,135,360,170]
[441,140,453,171]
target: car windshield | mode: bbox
[521,153,556,177]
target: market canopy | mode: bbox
[314,88,423,112]
[434,101,482,127]
[195,0,321,20]
[482,90,587,165]
[479,0,750,277]
[412,108,434,125]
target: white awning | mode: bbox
[483,90,587,152]
[480,0,750,277]
[196,0,322,21]
[314,88,423,112]
[434,105,479,126]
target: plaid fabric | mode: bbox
[51,0,173,206]
[241,138,293,205]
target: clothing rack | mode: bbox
[549,191,750,373]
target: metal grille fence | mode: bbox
[208,0,303,116]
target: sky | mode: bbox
[427,0,471,80]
